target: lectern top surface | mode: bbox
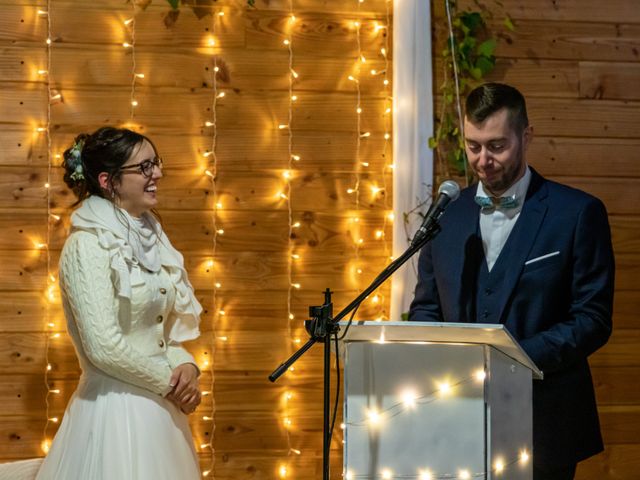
[338,321,543,379]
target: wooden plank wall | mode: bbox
[0,0,392,478]
[433,1,640,479]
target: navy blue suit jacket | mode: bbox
[409,168,614,467]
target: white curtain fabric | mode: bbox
[390,0,433,321]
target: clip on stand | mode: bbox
[268,221,442,480]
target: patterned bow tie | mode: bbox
[474,195,519,210]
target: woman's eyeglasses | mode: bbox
[119,157,163,178]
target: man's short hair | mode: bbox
[465,83,529,134]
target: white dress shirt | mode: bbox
[477,166,531,271]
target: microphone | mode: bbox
[411,180,460,246]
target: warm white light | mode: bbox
[381,469,392,479]
[278,124,288,129]
[356,107,362,114]
[360,54,367,63]
[282,170,291,179]
[202,416,213,421]
[367,408,382,425]
[474,369,487,382]
[437,381,451,395]
[371,294,380,303]
[279,465,287,478]
[218,310,226,316]
[291,283,301,289]
[283,417,292,427]
[352,21,360,28]
[384,133,391,140]
[419,470,432,480]
[217,336,228,342]
[44,183,50,189]
[214,66,220,72]
[348,75,358,83]
[46,38,52,45]
[459,470,471,480]
[202,470,211,477]
[131,100,138,107]
[204,169,215,178]
[346,188,355,194]
[217,229,224,235]
[290,69,299,78]
[122,42,131,48]
[290,448,301,455]
[380,47,387,56]
[217,92,226,98]
[361,161,369,167]
[383,79,390,86]
[291,95,298,101]
[293,338,301,344]
[387,212,394,221]
[207,37,216,47]
[215,282,222,288]
[46,364,52,371]
[218,11,224,16]
[289,313,295,320]
[289,15,296,23]
[401,389,418,408]
[375,230,384,239]
[216,202,223,209]
[124,18,134,26]
[49,389,60,394]
[292,222,301,228]
[360,131,371,138]
[494,459,505,474]
[520,450,530,464]
[37,69,48,75]
[291,154,301,161]
[291,254,300,259]
[345,471,354,480]
[371,185,383,195]
[41,440,51,454]
[49,417,58,423]
[37,10,48,16]
[203,150,213,157]
[205,121,214,127]
[283,39,290,46]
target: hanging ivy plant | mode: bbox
[430,0,514,183]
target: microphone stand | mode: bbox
[268,221,442,480]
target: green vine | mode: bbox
[430,0,514,182]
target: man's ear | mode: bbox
[523,125,534,150]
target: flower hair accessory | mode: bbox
[68,139,85,182]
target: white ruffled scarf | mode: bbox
[71,196,201,342]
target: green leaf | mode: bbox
[460,12,483,33]
[475,56,496,76]
[167,0,180,9]
[428,137,438,149]
[477,38,497,58]
[469,67,483,80]
[400,312,409,321]
[503,15,515,32]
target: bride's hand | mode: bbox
[167,363,201,413]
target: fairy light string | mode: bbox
[199,7,226,478]
[41,0,56,455]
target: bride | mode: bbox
[36,127,202,479]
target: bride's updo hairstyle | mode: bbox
[62,126,151,203]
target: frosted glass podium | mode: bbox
[338,321,542,480]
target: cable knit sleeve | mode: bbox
[59,231,173,396]
[166,343,200,375]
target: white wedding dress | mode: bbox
[36,224,201,480]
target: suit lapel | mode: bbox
[494,170,549,323]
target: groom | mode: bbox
[409,83,615,479]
